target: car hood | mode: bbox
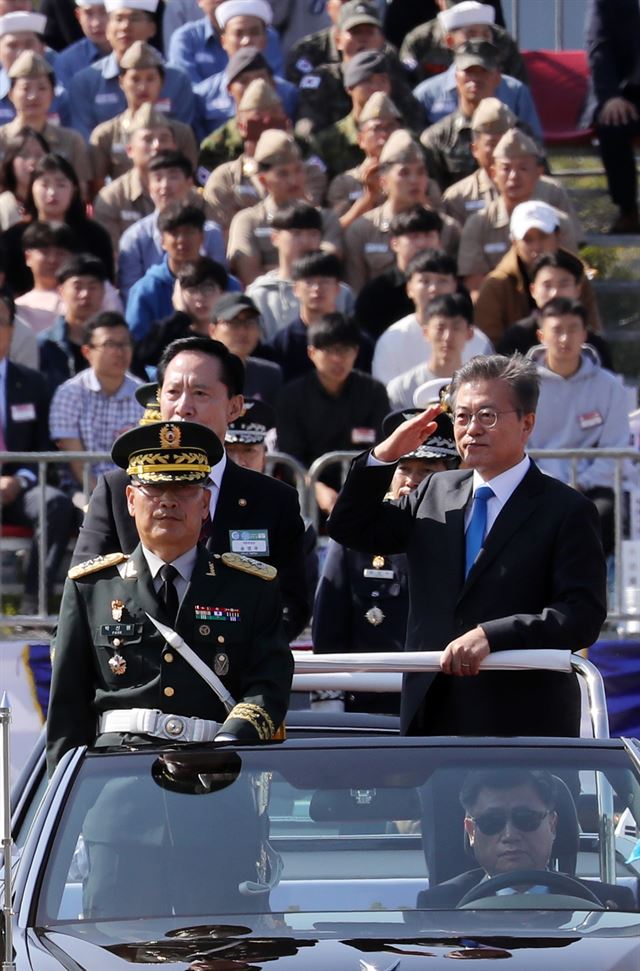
[30,911,640,970]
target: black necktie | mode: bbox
[159,563,180,622]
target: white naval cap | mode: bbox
[76,0,106,6]
[0,11,47,36]
[438,1,495,32]
[215,0,273,30]
[104,0,158,13]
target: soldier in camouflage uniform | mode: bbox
[399,0,526,84]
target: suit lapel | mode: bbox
[207,461,254,553]
[441,474,473,585]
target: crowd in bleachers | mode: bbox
[0,0,633,628]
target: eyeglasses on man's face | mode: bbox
[453,408,521,430]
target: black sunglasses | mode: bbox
[469,807,551,836]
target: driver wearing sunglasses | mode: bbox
[417,769,635,910]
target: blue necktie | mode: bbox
[465,486,494,577]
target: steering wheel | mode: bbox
[457,869,603,908]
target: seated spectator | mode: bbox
[68,0,194,140]
[326,90,402,225]
[291,1,423,137]
[386,291,473,409]
[202,79,326,234]
[344,129,460,294]
[168,0,283,86]
[276,312,389,517]
[354,207,443,340]
[441,98,579,231]
[497,250,612,368]
[49,310,142,496]
[474,200,600,344]
[372,249,491,383]
[14,220,76,334]
[194,24,296,145]
[527,298,630,555]
[263,250,370,383]
[38,252,108,395]
[92,103,181,252]
[54,0,110,92]
[117,150,225,300]
[312,408,459,714]
[2,152,114,295]
[0,287,75,613]
[413,19,541,138]
[0,125,47,231]
[310,49,399,182]
[224,395,276,470]
[227,129,342,287]
[133,255,228,375]
[89,41,197,190]
[458,129,579,297]
[400,0,525,84]
[0,51,90,194]
[246,201,354,343]
[209,292,282,406]
[0,11,70,128]
[126,202,205,342]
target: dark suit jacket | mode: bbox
[328,457,607,736]
[4,360,51,477]
[416,867,635,912]
[587,0,640,107]
[47,542,293,772]
[72,459,309,640]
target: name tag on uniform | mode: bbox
[484,242,507,254]
[300,74,321,89]
[111,142,125,155]
[121,209,140,221]
[351,427,376,444]
[230,529,270,555]
[101,623,137,637]
[47,113,61,127]
[96,93,118,104]
[579,410,603,429]
[237,184,259,197]
[155,99,171,113]
[254,226,272,237]
[465,200,485,211]
[364,242,389,254]
[363,568,395,580]
[195,51,214,63]
[11,403,35,422]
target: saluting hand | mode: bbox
[373,405,441,464]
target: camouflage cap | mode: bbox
[254,129,301,167]
[471,96,516,135]
[378,128,423,166]
[238,77,282,112]
[358,91,401,126]
[119,40,163,71]
[8,50,53,80]
[494,126,542,160]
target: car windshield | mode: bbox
[36,742,640,925]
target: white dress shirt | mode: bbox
[142,544,198,605]
[207,450,226,519]
[466,454,531,534]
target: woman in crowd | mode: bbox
[0,128,48,232]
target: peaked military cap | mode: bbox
[125,102,174,135]
[238,77,282,112]
[494,126,542,160]
[358,91,401,126]
[471,96,516,135]
[225,399,275,445]
[254,129,301,166]
[338,0,381,32]
[134,381,161,425]
[454,39,499,71]
[382,409,457,462]
[8,50,53,80]
[379,129,423,167]
[119,40,163,71]
[112,419,223,482]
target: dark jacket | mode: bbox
[586,0,640,107]
[38,316,88,395]
[3,360,52,477]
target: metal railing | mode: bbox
[0,446,639,628]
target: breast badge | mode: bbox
[108,653,127,675]
[365,606,385,626]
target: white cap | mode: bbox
[216,0,273,30]
[76,1,106,6]
[510,201,561,240]
[438,1,495,32]
[104,0,158,13]
[413,378,453,410]
[0,12,47,36]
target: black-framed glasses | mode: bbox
[453,408,520,430]
[469,807,551,836]
[132,483,205,500]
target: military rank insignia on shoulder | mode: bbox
[68,552,129,579]
[221,552,277,580]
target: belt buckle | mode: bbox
[161,713,187,740]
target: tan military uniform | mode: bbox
[227,196,343,276]
[92,167,154,252]
[90,111,198,183]
[443,167,582,240]
[0,117,91,185]
[344,200,460,293]
[203,155,327,233]
[458,196,578,278]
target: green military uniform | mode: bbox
[286,27,404,87]
[311,111,363,181]
[399,19,527,83]
[421,109,477,191]
[295,61,425,137]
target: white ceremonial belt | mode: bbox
[99,708,220,742]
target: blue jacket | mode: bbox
[126,256,176,343]
[168,16,283,85]
[55,37,103,92]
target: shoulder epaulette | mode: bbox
[220,552,277,581]
[68,552,128,580]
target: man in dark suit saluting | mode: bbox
[73,336,309,640]
[328,354,607,737]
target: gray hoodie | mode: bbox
[246,271,355,342]
[527,345,631,490]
